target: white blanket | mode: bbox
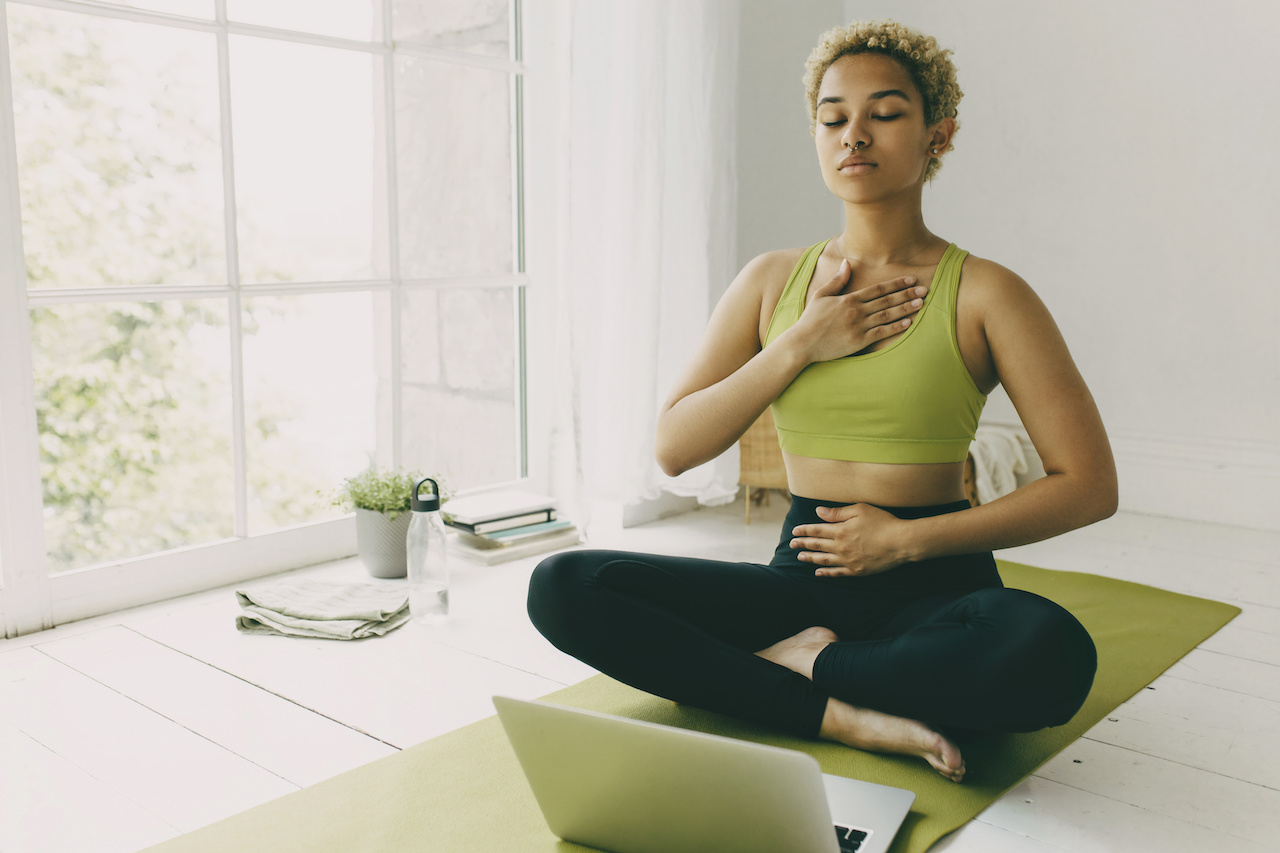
[969,425,1029,505]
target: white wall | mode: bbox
[733,0,844,284]
[754,0,1279,530]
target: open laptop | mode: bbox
[493,695,915,853]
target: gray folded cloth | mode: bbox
[235,578,410,640]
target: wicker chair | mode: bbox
[737,409,790,523]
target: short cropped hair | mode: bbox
[804,20,962,180]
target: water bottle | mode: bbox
[407,477,449,622]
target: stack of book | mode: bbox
[444,490,580,565]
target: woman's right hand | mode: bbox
[787,259,928,363]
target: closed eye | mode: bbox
[873,114,902,121]
[821,119,846,127]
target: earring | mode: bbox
[932,148,938,155]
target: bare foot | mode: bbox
[755,626,838,680]
[820,698,965,782]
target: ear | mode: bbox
[927,116,957,156]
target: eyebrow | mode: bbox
[817,89,913,107]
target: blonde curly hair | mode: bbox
[804,20,962,181]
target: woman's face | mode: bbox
[814,52,939,203]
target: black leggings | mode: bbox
[527,497,1096,739]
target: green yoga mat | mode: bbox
[146,560,1240,853]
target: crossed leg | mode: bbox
[756,626,966,782]
[530,550,972,780]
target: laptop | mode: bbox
[493,695,916,853]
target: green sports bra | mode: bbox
[763,240,987,464]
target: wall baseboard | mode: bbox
[984,420,1280,533]
[589,491,703,532]
[1109,430,1280,532]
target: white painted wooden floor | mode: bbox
[1,495,1277,853]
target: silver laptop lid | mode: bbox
[493,695,913,853]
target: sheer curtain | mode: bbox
[547,0,742,526]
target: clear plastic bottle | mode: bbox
[406,477,449,623]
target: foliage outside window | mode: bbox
[4,0,522,575]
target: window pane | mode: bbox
[242,293,381,533]
[227,0,377,42]
[231,36,386,283]
[33,301,234,573]
[400,286,519,491]
[97,1,214,18]
[393,0,509,59]
[396,57,512,279]
[8,5,225,289]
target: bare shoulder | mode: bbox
[958,253,1037,302]
[956,252,1054,329]
[719,245,813,341]
[732,246,808,300]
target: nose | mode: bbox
[842,119,868,151]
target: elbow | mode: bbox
[654,410,694,478]
[1046,463,1118,527]
[658,458,687,479]
[1083,468,1119,524]
[1097,475,1119,522]
[654,439,689,479]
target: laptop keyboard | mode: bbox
[834,824,870,852]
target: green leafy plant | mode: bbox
[326,469,449,521]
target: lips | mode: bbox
[838,155,875,170]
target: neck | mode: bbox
[836,187,940,266]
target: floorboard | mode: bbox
[0,720,177,853]
[1196,605,1280,665]
[931,818,1072,852]
[1082,676,1280,788]
[1038,737,1279,846]
[36,626,398,787]
[0,647,296,832]
[1164,647,1280,700]
[979,774,1273,852]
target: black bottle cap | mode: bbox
[411,477,440,512]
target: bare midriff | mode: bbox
[783,452,967,506]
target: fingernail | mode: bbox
[905,276,916,284]
[915,286,927,296]
[911,298,922,307]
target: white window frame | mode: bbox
[0,0,527,636]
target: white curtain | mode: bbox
[547,0,742,524]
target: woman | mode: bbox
[528,20,1115,783]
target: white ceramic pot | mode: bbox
[355,508,413,579]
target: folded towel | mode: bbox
[235,578,410,640]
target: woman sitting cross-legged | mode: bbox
[528,18,1116,783]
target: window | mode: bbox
[0,0,525,634]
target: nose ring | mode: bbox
[845,140,865,151]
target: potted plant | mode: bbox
[327,469,449,579]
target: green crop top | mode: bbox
[763,240,987,464]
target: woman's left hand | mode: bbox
[790,504,911,577]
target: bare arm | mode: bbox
[791,262,1117,574]
[655,251,929,477]
[902,264,1117,558]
